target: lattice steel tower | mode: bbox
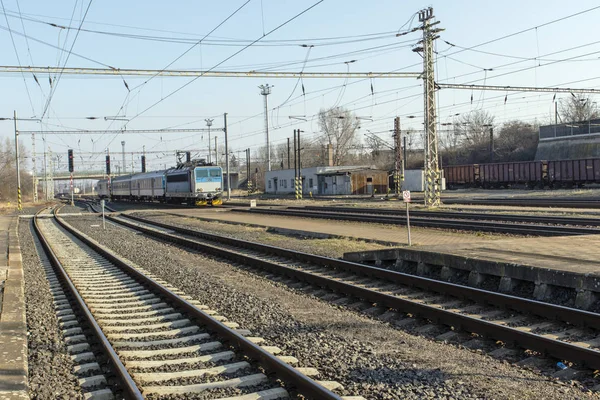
[415,7,444,207]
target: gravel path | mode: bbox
[20,219,84,399]
[65,215,597,399]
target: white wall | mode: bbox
[265,167,320,194]
[401,169,446,192]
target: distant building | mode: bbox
[265,166,389,196]
[536,119,600,160]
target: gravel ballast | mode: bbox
[65,215,596,399]
[20,220,84,399]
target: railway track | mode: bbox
[229,207,600,236]
[288,205,600,226]
[35,206,349,399]
[442,197,600,209]
[99,212,600,377]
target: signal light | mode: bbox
[141,155,146,173]
[186,152,191,163]
[68,149,74,172]
[106,155,111,175]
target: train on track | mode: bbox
[443,158,600,189]
[96,161,223,205]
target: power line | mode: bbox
[123,0,326,128]
[0,0,35,115]
[42,0,94,118]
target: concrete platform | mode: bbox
[344,234,600,310]
[146,208,502,247]
[0,216,28,399]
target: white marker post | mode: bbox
[403,190,412,246]
[101,199,106,230]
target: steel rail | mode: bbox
[442,198,600,209]
[33,207,145,400]
[53,211,342,400]
[230,208,600,236]
[108,213,600,369]
[290,206,600,227]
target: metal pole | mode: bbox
[121,141,126,174]
[489,127,494,163]
[259,84,272,171]
[224,113,230,201]
[14,111,22,211]
[287,137,291,169]
[101,199,106,230]
[43,139,47,200]
[70,172,74,206]
[32,133,37,202]
[246,148,251,195]
[406,201,412,246]
[297,129,302,198]
[205,118,213,163]
[214,137,218,166]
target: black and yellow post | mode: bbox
[14,111,22,211]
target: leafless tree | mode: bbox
[317,107,360,166]
[559,95,599,123]
[495,121,539,161]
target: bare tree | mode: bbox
[495,121,539,161]
[317,107,360,166]
[559,95,599,123]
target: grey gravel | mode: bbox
[65,215,598,399]
[20,219,85,399]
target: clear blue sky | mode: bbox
[1,0,599,172]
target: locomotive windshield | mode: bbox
[195,167,222,181]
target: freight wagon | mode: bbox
[444,158,600,189]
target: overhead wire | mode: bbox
[1,0,35,115]
[42,0,94,118]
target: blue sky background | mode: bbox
[1,0,599,172]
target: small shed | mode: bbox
[317,168,388,195]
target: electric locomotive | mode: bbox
[96,160,223,206]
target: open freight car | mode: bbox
[548,158,600,188]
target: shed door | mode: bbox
[366,177,373,194]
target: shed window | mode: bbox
[309,178,313,187]
[268,180,272,189]
[367,177,373,182]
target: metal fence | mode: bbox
[539,119,600,140]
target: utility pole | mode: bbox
[246,148,252,195]
[32,133,37,202]
[224,113,230,201]
[287,137,291,169]
[489,127,494,163]
[259,84,273,171]
[43,139,48,200]
[214,137,218,166]
[393,117,403,196]
[48,146,54,199]
[14,111,21,211]
[121,141,126,175]
[205,118,213,163]
[293,129,298,199]
[414,7,444,207]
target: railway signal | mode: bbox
[68,149,74,172]
[141,155,146,173]
[105,155,111,175]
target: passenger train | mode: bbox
[97,162,223,206]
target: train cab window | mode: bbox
[209,169,221,177]
[196,169,208,178]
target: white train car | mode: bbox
[111,175,131,200]
[130,171,165,201]
[97,179,110,198]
